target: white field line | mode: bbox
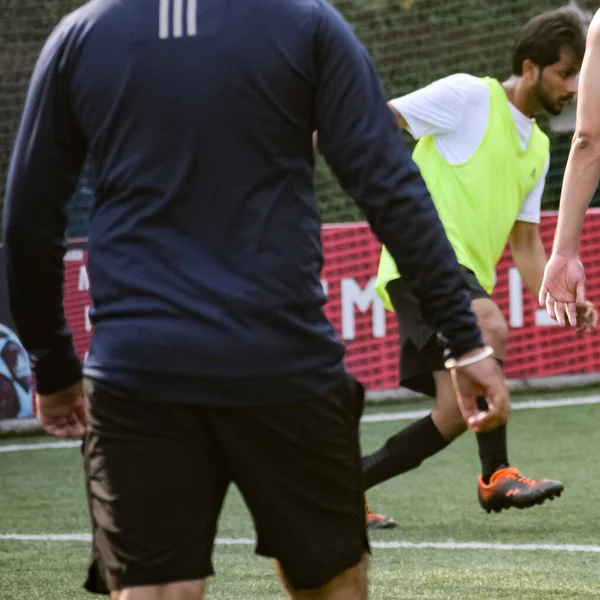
[2,395,600,453]
[0,441,81,453]
[360,395,600,423]
[0,534,599,553]
[369,540,600,553]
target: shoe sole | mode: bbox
[366,520,397,530]
[480,487,564,514]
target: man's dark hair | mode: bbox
[512,8,586,75]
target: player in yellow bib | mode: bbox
[364,9,596,529]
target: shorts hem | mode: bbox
[256,534,370,591]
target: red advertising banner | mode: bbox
[61,212,600,392]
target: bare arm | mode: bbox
[552,11,600,257]
[540,11,600,325]
[509,221,546,297]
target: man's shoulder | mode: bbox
[433,73,490,104]
[44,0,102,51]
[310,0,350,30]
[442,73,487,87]
[56,0,103,31]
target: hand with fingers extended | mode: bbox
[446,347,510,433]
[36,381,87,439]
[539,253,586,327]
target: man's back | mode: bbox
[54,0,345,395]
[5,0,483,404]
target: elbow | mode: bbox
[510,219,539,244]
[509,231,539,255]
[509,239,530,256]
[572,130,600,159]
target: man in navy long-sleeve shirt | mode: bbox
[3,0,508,598]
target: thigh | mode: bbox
[211,375,369,591]
[457,266,508,355]
[432,370,464,420]
[83,379,230,594]
[470,297,508,359]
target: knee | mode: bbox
[432,406,467,440]
[167,581,206,600]
[284,554,368,600]
[117,580,206,600]
[432,372,467,440]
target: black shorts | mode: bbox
[387,265,490,398]
[82,375,368,594]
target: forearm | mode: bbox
[3,219,82,394]
[553,139,600,257]
[511,238,547,298]
[553,12,600,258]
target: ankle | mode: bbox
[481,462,510,484]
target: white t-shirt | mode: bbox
[389,74,550,224]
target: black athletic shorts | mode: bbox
[387,265,490,398]
[82,375,368,594]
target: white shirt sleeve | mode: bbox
[516,156,550,224]
[389,73,481,140]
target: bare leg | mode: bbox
[276,554,368,600]
[431,370,468,441]
[110,580,206,600]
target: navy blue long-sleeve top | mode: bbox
[3,0,482,403]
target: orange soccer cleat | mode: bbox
[478,467,564,513]
[365,504,397,529]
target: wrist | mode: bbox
[444,346,494,370]
[32,350,83,395]
[552,248,580,260]
[440,331,485,361]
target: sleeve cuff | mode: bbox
[388,98,422,140]
[515,214,541,224]
[438,331,485,361]
[33,351,83,395]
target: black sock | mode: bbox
[476,395,509,483]
[362,414,449,491]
